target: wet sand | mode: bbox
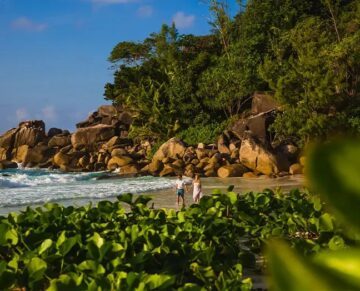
[147,175,305,209]
[0,175,304,215]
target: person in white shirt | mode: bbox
[175,174,188,208]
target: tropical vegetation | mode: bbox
[0,188,348,290]
[104,0,360,146]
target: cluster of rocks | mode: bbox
[143,133,303,179]
[141,92,304,178]
[0,93,305,178]
[0,106,150,174]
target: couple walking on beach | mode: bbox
[175,174,203,207]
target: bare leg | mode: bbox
[177,195,180,208]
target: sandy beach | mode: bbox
[0,175,305,215]
[146,175,305,209]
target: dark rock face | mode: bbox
[0,160,18,170]
[251,92,280,115]
[48,134,71,148]
[231,93,279,143]
[231,111,276,143]
[98,105,118,117]
[118,111,133,125]
[48,128,63,138]
[76,105,132,133]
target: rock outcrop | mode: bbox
[76,105,132,137]
[0,121,46,150]
[13,120,46,148]
[47,128,63,138]
[0,96,301,177]
[48,134,71,148]
[218,164,248,178]
[239,134,289,175]
[231,92,279,143]
[251,91,280,115]
[289,163,303,175]
[71,124,116,150]
[0,160,18,170]
[152,138,186,161]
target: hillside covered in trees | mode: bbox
[104,0,360,147]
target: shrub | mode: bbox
[176,122,227,145]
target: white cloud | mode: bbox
[41,106,58,122]
[15,108,29,122]
[172,12,195,29]
[137,5,153,17]
[11,17,48,32]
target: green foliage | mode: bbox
[109,41,150,65]
[105,1,355,146]
[105,24,221,140]
[176,122,227,145]
[267,139,360,290]
[260,1,360,144]
[104,0,359,145]
[0,187,347,290]
[197,46,253,118]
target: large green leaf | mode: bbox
[313,249,360,289]
[134,195,153,206]
[39,239,53,255]
[27,257,47,281]
[0,223,18,246]
[319,213,334,232]
[89,232,104,249]
[47,273,84,291]
[227,192,237,205]
[308,140,360,230]
[143,274,175,289]
[58,235,79,256]
[328,236,345,251]
[77,260,105,275]
[266,240,332,291]
[0,261,15,289]
[117,193,133,205]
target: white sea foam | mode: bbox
[0,169,176,207]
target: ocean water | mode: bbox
[0,168,175,209]
[0,168,304,215]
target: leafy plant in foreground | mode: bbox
[0,186,347,290]
[267,139,360,291]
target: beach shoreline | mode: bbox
[0,175,304,215]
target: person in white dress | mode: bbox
[192,174,203,203]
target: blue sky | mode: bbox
[0,0,239,133]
